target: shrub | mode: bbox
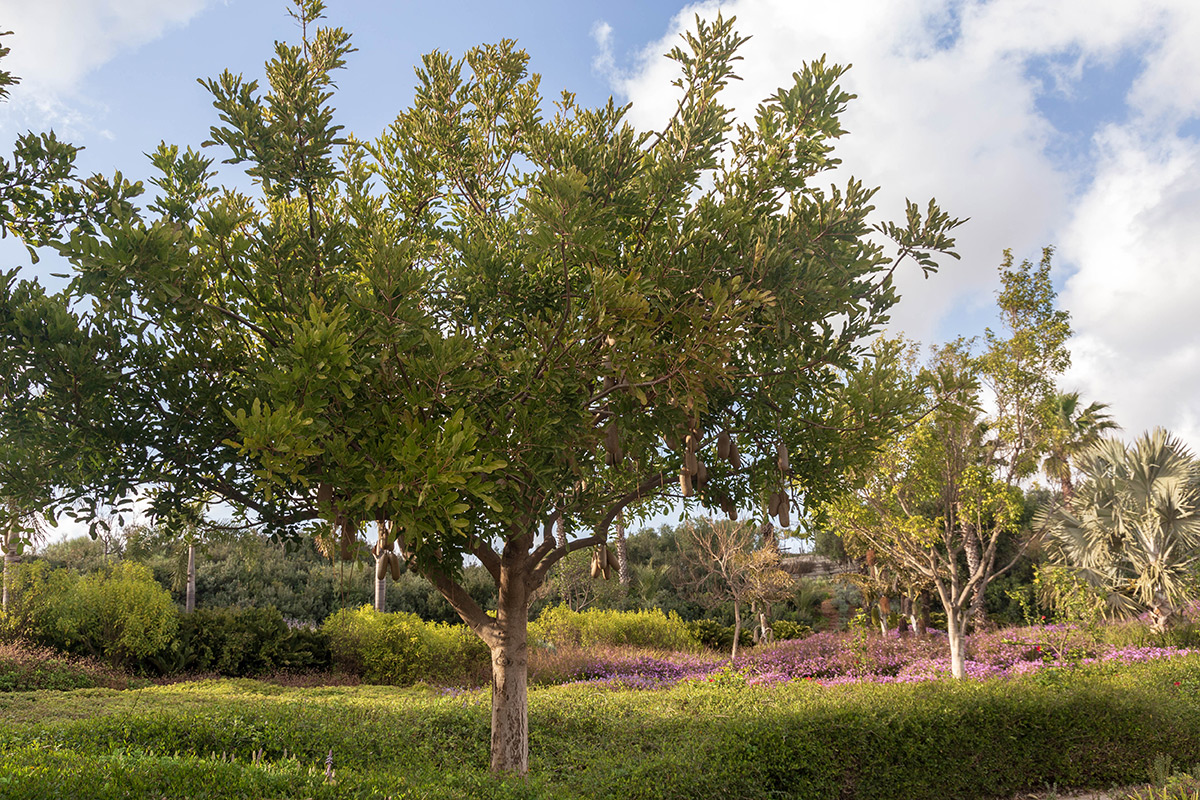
[685,618,753,652]
[157,606,331,677]
[322,606,489,686]
[770,620,811,641]
[530,606,698,651]
[29,561,179,670]
[0,640,141,691]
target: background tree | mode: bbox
[0,3,962,774]
[823,344,1027,677]
[1041,391,1119,501]
[677,519,791,657]
[981,247,1073,485]
[1038,429,1200,632]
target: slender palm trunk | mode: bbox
[730,601,742,659]
[615,517,629,585]
[185,542,196,613]
[374,560,387,611]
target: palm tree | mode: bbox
[1041,392,1119,501]
[1038,429,1200,632]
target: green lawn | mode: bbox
[3,658,1200,799]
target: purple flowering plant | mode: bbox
[532,621,1200,690]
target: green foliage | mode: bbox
[529,605,698,652]
[170,606,330,677]
[685,618,753,652]
[1039,429,1200,629]
[770,620,812,641]
[3,658,1200,797]
[0,640,141,691]
[26,561,178,670]
[322,606,488,686]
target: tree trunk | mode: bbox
[185,542,196,613]
[946,606,967,679]
[615,516,629,585]
[918,590,931,635]
[554,514,567,549]
[372,566,386,609]
[962,522,988,632]
[878,595,891,635]
[374,551,387,612]
[730,601,742,659]
[490,574,530,774]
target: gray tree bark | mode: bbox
[185,542,196,613]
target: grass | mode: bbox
[4,656,1200,798]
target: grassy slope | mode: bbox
[3,658,1200,799]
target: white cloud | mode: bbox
[608,0,1200,447]
[0,0,211,94]
[0,0,212,137]
[1060,127,1200,442]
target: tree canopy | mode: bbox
[0,1,964,773]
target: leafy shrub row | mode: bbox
[531,605,698,651]
[6,659,1200,798]
[322,606,489,686]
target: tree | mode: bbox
[677,519,792,658]
[1038,429,1200,633]
[981,247,1072,485]
[0,3,963,774]
[1041,391,1119,501]
[823,343,1027,678]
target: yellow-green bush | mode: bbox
[322,606,489,686]
[27,561,179,670]
[530,605,699,651]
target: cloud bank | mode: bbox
[607,0,1200,448]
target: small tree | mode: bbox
[824,346,1028,677]
[679,519,791,658]
[0,3,962,774]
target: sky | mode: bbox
[1,0,1199,538]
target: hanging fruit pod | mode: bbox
[777,442,790,473]
[729,440,742,470]
[695,460,708,487]
[717,431,731,460]
[590,548,602,579]
[605,422,622,465]
[375,553,389,580]
[664,433,680,452]
[778,496,791,528]
[768,491,781,518]
[388,551,402,580]
[720,496,738,520]
[680,469,693,498]
[606,547,619,571]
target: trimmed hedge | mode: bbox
[160,606,331,677]
[3,659,1200,798]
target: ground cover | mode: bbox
[3,648,1200,799]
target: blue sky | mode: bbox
[2,0,1200,538]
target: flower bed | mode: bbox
[541,623,1200,689]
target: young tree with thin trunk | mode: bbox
[679,519,792,658]
[823,345,1029,677]
[0,2,962,774]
